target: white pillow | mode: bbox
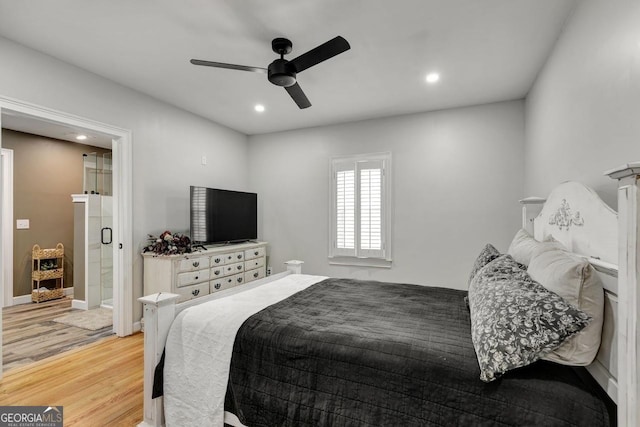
[527,247,604,366]
[507,229,564,266]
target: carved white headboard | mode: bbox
[521,181,619,405]
[532,182,617,265]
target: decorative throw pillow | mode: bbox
[507,228,565,266]
[468,243,501,285]
[528,247,604,366]
[468,254,591,382]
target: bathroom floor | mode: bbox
[2,296,114,372]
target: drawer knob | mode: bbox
[237,254,242,259]
[194,276,199,280]
[237,265,242,270]
[253,272,259,278]
[193,261,200,267]
[214,258,221,263]
[192,289,200,296]
[254,251,259,256]
[227,278,233,284]
[214,283,221,290]
[237,277,243,283]
[214,271,220,276]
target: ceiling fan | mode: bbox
[190,36,351,109]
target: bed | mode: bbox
[138,162,640,427]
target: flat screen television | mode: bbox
[190,186,257,245]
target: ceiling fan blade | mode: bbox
[190,59,267,74]
[285,82,311,109]
[289,36,350,73]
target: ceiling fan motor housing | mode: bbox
[268,59,297,87]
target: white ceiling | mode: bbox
[2,110,114,148]
[0,0,576,136]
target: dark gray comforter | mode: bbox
[225,278,612,427]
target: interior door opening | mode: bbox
[0,96,133,379]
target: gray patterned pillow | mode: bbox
[468,255,591,382]
[468,243,501,285]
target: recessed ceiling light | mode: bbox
[254,104,265,113]
[425,73,440,84]
[75,134,88,140]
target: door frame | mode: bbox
[0,96,133,352]
[1,148,13,308]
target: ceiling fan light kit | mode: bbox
[190,36,350,109]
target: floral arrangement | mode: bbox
[143,230,192,255]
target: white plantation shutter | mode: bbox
[359,160,384,257]
[336,168,355,252]
[334,162,356,256]
[331,154,390,260]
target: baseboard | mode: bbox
[13,288,74,306]
[72,299,88,310]
[12,294,31,305]
[133,321,142,333]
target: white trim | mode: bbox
[133,320,142,333]
[12,287,74,306]
[328,256,392,268]
[0,95,134,340]
[1,148,14,307]
[12,294,32,306]
[72,299,88,310]
[329,152,393,264]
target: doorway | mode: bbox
[0,96,133,379]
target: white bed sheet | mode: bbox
[164,273,327,427]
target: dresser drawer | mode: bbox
[175,282,210,302]
[232,273,245,286]
[224,251,245,263]
[210,276,235,293]
[210,254,226,266]
[244,266,266,283]
[225,261,244,275]
[244,247,265,261]
[178,256,210,272]
[244,257,265,270]
[176,269,210,288]
[211,266,225,278]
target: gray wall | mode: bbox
[249,100,525,290]
[0,36,249,319]
[525,0,640,206]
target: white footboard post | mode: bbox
[284,260,304,274]
[138,293,180,427]
[606,162,640,427]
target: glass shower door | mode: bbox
[100,195,113,307]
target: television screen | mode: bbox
[190,186,257,244]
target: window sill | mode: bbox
[328,256,392,269]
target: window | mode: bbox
[330,152,391,265]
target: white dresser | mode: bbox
[143,241,267,303]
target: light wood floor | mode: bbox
[0,333,144,426]
[3,297,114,371]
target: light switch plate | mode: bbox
[16,219,29,229]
